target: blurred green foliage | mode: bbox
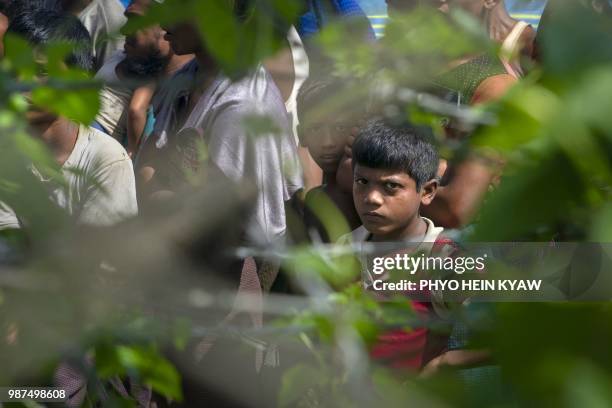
[0,0,610,407]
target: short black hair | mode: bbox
[2,0,59,18]
[352,119,439,190]
[8,8,94,71]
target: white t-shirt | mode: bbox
[0,203,20,230]
[0,125,138,229]
[285,26,309,143]
[78,0,127,71]
[140,61,302,245]
[339,217,445,289]
[95,51,133,142]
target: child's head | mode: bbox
[297,76,358,174]
[352,119,439,239]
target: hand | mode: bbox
[419,354,445,378]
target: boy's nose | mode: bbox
[320,128,338,148]
[364,188,384,206]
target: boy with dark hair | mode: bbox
[296,75,361,242]
[351,119,441,243]
[345,119,453,370]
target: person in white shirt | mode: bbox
[0,9,137,230]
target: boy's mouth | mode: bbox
[319,154,340,161]
[362,211,386,221]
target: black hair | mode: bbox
[1,0,59,18]
[352,119,439,190]
[123,48,168,77]
[8,8,94,71]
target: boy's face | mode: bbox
[353,164,437,239]
[300,114,353,174]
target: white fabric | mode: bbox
[0,126,137,230]
[177,66,303,244]
[78,0,127,70]
[141,61,302,244]
[339,217,445,290]
[285,26,309,144]
[0,203,19,230]
[500,21,529,79]
[51,125,138,226]
[94,51,132,142]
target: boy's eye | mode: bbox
[355,178,367,185]
[384,182,401,190]
[307,125,322,134]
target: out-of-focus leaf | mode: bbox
[31,85,100,125]
[3,34,37,79]
[472,83,557,153]
[278,363,329,407]
[115,345,183,402]
[539,2,612,76]
[123,0,300,79]
[471,148,585,241]
[172,318,192,351]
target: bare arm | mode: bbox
[0,12,8,59]
[421,350,491,378]
[422,74,515,228]
[470,74,516,105]
[421,158,495,228]
[126,83,156,158]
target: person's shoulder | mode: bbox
[471,73,516,105]
[173,58,199,79]
[221,66,286,111]
[81,126,131,166]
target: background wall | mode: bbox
[356,0,548,37]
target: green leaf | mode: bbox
[116,345,183,402]
[278,363,329,407]
[3,34,38,79]
[31,84,100,125]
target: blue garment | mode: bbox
[298,0,375,39]
[91,120,110,135]
[119,0,131,8]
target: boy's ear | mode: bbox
[296,123,308,147]
[420,179,438,206]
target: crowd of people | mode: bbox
[0,0,610,405]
